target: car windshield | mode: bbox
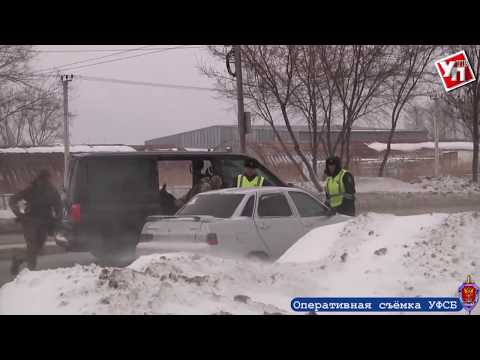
[177,193,245,218]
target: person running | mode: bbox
[9,169,62,276]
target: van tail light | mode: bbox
[206,233,218,245]
[70,203,81,224]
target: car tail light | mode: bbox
[70,203,81,224]
[206,233,218,245]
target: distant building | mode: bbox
[145,125,429,151]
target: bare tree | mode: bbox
[320,45,398,167]
[440,46,480,182]
[201,45,322,189]
[290,45,342,175]
[0,80,63,146]
[201,45,403,189]
[25,85,63,145]
[240,46,325,191]
[0,46,35,89]
[406,100,469,140]
[378,45,435,176]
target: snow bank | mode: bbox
[367,141,474,152]
[0,253,310,315]
[0,145,136,154]
[1,212,479,314]
[295,177,424,194]
[296,176,480,194]
[279,212,480,311]
[355,177,426,193]
[414,176,480,194]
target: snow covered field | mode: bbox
[1,212,478,315]
[367,141,475,152]
[297,176,480,194]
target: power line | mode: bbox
[76,75,216,92]
[31,45,156,75]
[27,74,217,92]
[32,46,205,74]
[30,46,206,53]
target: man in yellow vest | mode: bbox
[324,156,356,216]
[236,159,271,188]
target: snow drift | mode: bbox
[1,212,479,315]
[367,141,475,152]
[297,176,480,194]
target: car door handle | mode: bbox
[258,223,270,230]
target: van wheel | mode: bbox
[246,251,270,262]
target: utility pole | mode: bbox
[433,113,440,177]
[227,46,246,153]
[429,91,440,177]
[61,74,73,191]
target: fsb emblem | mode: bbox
[457,275,479,315]
[435,50,476,92]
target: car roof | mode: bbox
[196,186,307,195]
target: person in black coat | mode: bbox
[9,169,62,275]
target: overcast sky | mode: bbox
[32,45,235,145]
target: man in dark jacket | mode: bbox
[9,169,62,275]
[324,156,356,216]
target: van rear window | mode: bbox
[86,158,156,200]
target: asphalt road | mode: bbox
[0,233,159,287]
[0,251,96,287]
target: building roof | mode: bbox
[0,145,136,154]
[145,124,428,144]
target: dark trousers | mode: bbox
[16,218,49,270]
[334,199,356,217]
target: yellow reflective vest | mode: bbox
[325,169,348,208]
[236,174,265,188]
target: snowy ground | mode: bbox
[367,141,475,152]
[0,212,478,315]
[296,175,480,194]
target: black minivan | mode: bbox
[56,151,287,264]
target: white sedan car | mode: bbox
[138,187,351,260]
